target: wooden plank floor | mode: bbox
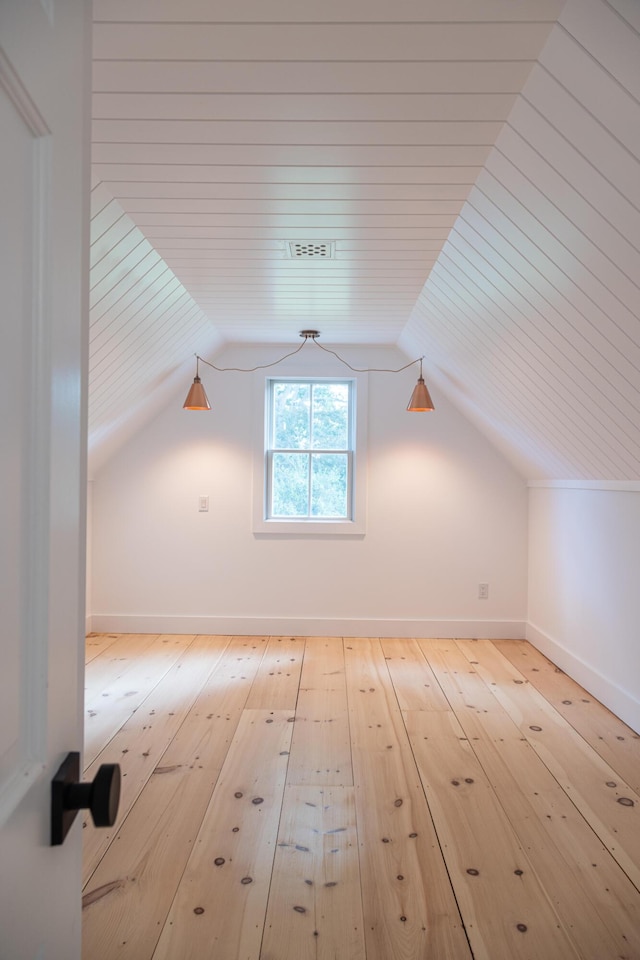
[82,635,640,960]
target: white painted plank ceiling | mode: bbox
[89,177,222,466]
[89,0,640,481]
[400,0,640,481]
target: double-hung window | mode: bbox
[266,378,354,521]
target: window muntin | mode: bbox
[266,379,354,521]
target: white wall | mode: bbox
[91,344,528,638]
[528,485,640,732]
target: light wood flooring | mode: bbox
[82,634,640,959]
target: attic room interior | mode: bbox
[85,0,640,731]
[1,0,639,958]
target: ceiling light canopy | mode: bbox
[183,331,434,413]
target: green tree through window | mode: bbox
[267,379,354,519]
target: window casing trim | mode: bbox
[252,365,368,537]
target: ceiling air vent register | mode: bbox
[287,241,336,259]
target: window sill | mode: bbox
[252,516,366,538]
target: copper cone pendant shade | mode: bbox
[407,376,434,412]
[183,375,211,410]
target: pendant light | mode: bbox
[183,331,434,413]
[406,358,435,412]
[183,356,211,410]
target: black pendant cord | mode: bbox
[193,333,423,376]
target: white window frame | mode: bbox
[266,377,354,521]
[252,362,368,537]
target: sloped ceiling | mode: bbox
[89,0,640,482]
[89,177,222,466]
[401,0,640,481]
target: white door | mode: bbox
[0,1,89,957]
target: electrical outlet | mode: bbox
[478,582,489,600]
[198,495,209,512]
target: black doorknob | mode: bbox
[51,751,121,845]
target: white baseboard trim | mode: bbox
[85,615,93,635]
[526,622,640,734]
[91,615,526,641]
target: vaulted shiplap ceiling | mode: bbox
[401,0,640,481]
[89,0,640,482]
[89,177,222,464]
